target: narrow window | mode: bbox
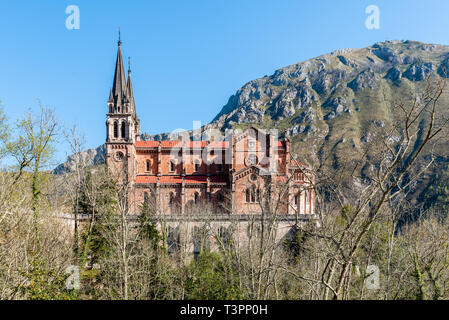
[194,192,199,205]
[218,227,225,241]
[170,160,175,172]
[169,192,174,206]
[146,160,151,172]
[251,187,256,203]
[121,121,126,139]
[294,194,298,206]
[194,160,200,172]
[305,190,310,214]
[144,192,149,204]
[113,121,118,138]
[246,189,250,203]
[217,163,223,172]
[193,226,201,260]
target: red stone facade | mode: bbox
[105,40,315,216]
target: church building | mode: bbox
[105,37,315,218]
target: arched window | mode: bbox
[113,121,118,138]
[170,160,176,172]
[305,189,309,204]
[121,121,126,139]
[251,187,256,203]
[146,160,151,172]
[246,186,258,203]
[294,194,299,207]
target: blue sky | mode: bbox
[1,0,449,165]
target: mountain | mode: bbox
[53,144,106,174]
[55,40,449,174]
[208,40,449,168]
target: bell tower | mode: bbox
[105,31,139,194]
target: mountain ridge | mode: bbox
[54,40,449,173]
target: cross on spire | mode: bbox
[118,26,121,46]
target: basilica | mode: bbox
[105,37,315,218]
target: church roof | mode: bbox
[136,176,157,184]
[136,141,159,148]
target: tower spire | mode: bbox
[111,30,128,111]
[127,56,136,117]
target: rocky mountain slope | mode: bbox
[208,40,449,168]
[53,144,106,174]
[55,40,449,173]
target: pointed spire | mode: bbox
[108,88,113,103]
[127,56,136,117]
[111,30,128,110]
